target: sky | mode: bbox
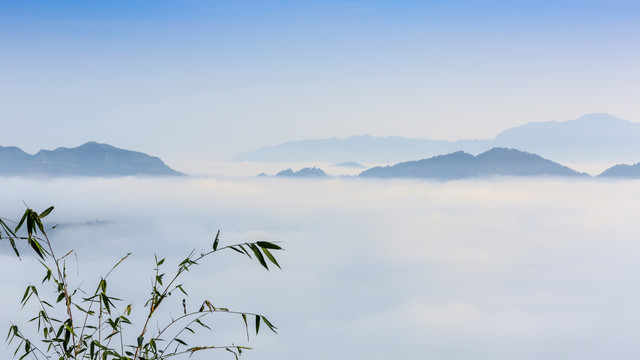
[1,0,640,165]
[2,176,640,359]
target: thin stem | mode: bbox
[12,327,49,360]
[131,244,240,360]
[76,253,131,354]
[160,344,252,359]
[119,321,124,357]
[156,308,263,339]
[33,293,67,357]
[40,231,79,356]
[159,314,206,355]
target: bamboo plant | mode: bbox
[1,206,282,359]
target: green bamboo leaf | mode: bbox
[195,318,211,330]
[20,286,32,305]
[1,219,17,237]
[27,238,46,259]
[1,220,20,257]
[213,230,220,251]
[242,314,249,340]
[39,206,54,219]
[8,236,19,258]
[176,284,188,296]
[101,293,111,312]
[15,211,27,233]
[35,219,45,236]
[237,244,251,257]
[26,212,34,236]
[226,347,239,360]
[63,321,75,335]
[6,325,18,341]
[262,316,278,334]
[249,244,268,270]
[262,248,281,269]
[228,246,244,255]
[257,241,282,250]
[255,314,261,335]
[42,269,52,283]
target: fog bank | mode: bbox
[1,177,639,359]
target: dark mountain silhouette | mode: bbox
[238,113,640,164]
[275,167,327,177]
[359,148,587,179]
[598,162,640,178]
[0,142,183,177]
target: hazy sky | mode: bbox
[1,0,640,163]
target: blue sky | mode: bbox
[1,0,639,163]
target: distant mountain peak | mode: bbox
[0,142,183,177]
[359,147,586,180]
[573,113,629,123]
[274,167,328,178]
[598,161,640,178]
[77,141,112,148]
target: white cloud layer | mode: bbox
[1,176,639,359]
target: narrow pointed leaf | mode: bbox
[249,244,268,270]
[257,241,282,250]
[39,206,54,219]
[255,315,261,335]
[213,230,220,251]
[262,248,281,269]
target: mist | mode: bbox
[1,176,639,359]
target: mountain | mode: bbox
[275,167,327,177]
[598,162,640,178]
[238,135,490,163]
[0,142,183,177]
[492,113,640,162]
[237,114,640,164]
[359,148,587,179]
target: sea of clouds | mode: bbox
[1,175,639,359]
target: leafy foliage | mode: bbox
[1,206,283,359]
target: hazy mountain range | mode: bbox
[0,142,183,177]
[359,148,587,179]
[2,140,640,180]
[267,148,640,180]
[238,113,640,164]
[598,163,640,178]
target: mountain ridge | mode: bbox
[359,148,588,179]
[238,113,640,164]
[0,141,183,177]
[599,162,640,178]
